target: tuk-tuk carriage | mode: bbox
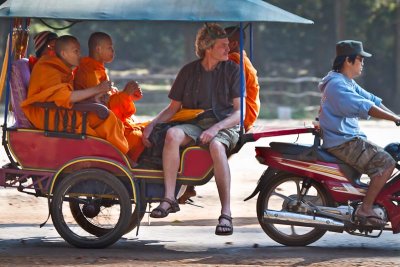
[0,0,312,248]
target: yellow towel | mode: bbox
[169,108,204,122]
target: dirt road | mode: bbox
[1,120,400,266]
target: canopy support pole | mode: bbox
[249,22,253,62]
[239,22,245,134]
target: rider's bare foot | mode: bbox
[355,206,386,227]
[178,186,197,204]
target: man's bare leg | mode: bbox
[209,140,232,232]
[151,127,191,216]
[356,165,395,222]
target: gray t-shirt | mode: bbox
[168,59,241,121]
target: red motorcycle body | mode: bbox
[255,142,400,234]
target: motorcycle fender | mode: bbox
[244,167,280,201]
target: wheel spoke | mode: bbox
[290,225,298,236]
[295,180,301,198]
[271,190,294,202]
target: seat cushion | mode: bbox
[10,58,32,128]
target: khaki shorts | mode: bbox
[174,117,240,151]
[327,138,395,178]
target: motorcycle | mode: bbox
[245,127,400,246]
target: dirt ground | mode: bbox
[1,120,400,266]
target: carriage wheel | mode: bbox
[51,169,131,248]
[70,194,146,236]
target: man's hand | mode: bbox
[142,123,154,147]
[124,80,143,101]
[199,126,219,144]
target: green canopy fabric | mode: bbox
[0,0,312,23]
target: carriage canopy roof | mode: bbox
[0,0,312,23]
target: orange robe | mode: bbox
[21,55,129,154]
[229,51,260,132]
[74,57,145,161]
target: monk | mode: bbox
[21,35,129,154]
[225,26,260,132]
[74,32,145,162]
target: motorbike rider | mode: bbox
[318,40,400,227]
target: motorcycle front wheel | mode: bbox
[257,172,333,246]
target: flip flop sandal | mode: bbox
[215,214,233,236]
[357,215,387,227]
[354,208,387,227]
[150,198,180,218]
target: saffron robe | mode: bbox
[21,55,129,153]
[74,57,145,161]
[229,51,260,132]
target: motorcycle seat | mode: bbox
[269,142,340,163]
[269,142,362,183]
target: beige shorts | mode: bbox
[327,138,395,178]
[173,118,240,151]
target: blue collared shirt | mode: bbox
[319,71,382,148]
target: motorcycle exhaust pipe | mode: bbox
[264,210,344,232]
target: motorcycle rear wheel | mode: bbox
[257,172,333,246]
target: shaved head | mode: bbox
[88,32,112,53]
[55,35,79,57]
[88,32,114,63]
[224,26,246,54]
[224,26,246,43]
[55,35,80,68]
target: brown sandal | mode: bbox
[215,214,233,236]
[150,198,180,218]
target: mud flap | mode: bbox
[244,168,280,201]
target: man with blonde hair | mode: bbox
[179,25,261,207]
[142,23,240,235]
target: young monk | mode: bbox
[21,35,129,154]
[74,32,145,162]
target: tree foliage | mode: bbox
[1,0,400,112]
